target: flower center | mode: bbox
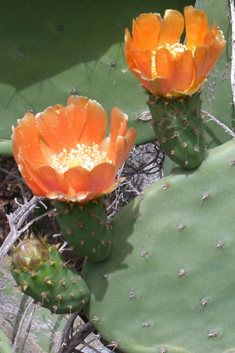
[50,143,112,174]
[151,43,189,76]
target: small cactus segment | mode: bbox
[148,93,205,169]
[55,198,111,262]
[83,140,235,353]
[11,237,90,314]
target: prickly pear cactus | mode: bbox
[83,139,235,353]
[11,237,90,314]
[55,199,112,262]
[149,93,205,169]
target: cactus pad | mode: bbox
[83,139,235,353]
[11,237,90,314]
[55,199,111,262]
[149,93,205,169]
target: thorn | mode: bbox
[161,183,168,190]
[178,269,185,277]
[23,281,28,291]
[201,299,209,306]
[45,277,53,286]
[142,320,150,327]
[208,331,217,337]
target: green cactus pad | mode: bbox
[149,93,205,169]
[11,238,90,314]
[55,199,111,262]
[83,139,235,353]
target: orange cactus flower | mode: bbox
[12,96,137,203]
[125,5,226,99]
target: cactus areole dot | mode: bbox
[11,96,137,203]
[125,5,226,99]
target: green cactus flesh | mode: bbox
[83,139,235,353]
[149,93,205,169]
[11,238,90,314]
[55,199,111,262]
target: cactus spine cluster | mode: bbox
[148,93,205,169]
[11,236,90,314]
[55,198,112,262]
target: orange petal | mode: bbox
[108,107,128,162]
[118,128,138,169]
[114,128,137,170]
[129,67,158,94]
[132,13,161,52]
[185,6,210,51]
[90,163,116,193]
[34,166,69,194]
[64,167,90,193]
[206,39,226,73]
[129,49,152,78]
[37,104,86,154]
[67,95,88,114]
[155,48,174,83]
[79,99,107,147]
[151,77,172,96]
[172,50,195,92]
[158,9,184,47]
[193,46,211,87]
[12,113,46,167]
[125,29,140,71]
[18,161,48,196]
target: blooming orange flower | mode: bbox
[125,5,226,99]
[12,96,137,202]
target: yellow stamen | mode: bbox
[151,43,192,76]
[50,143,112,174]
